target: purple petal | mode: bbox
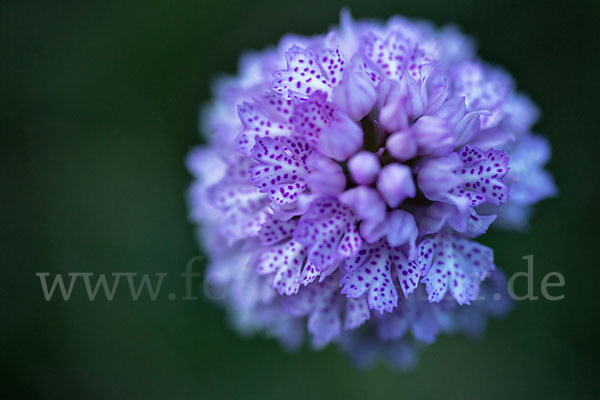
[360,210,417,258]
[417,153,466,206]
[412,115,455,156]
[304,152,347,196]
[339,186,387,224]
[332,56,377,120]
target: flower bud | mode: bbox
[348,151,380,185]
[376,164,416,208]
[386,130,417,161]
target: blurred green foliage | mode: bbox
[2,0,599,398]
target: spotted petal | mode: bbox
[394,249,423,298]
[293,198,361,273]
[257,239,307,296]
[451,61,512,129]
[234,92,293,155]
[250,136,311,206]
[290,91,363,161]
[360,30,435,84]
[450,145,510,207]
[419,231,495,305]
[272,46,345,100]
[258,215,297,246]
[341,242,399,313]
[207,156,269,245]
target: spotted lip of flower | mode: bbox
[187,9,556,369]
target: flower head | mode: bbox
[187,10,555,368]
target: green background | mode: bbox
[3,0,599,398]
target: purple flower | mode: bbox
[187,9,556,368]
